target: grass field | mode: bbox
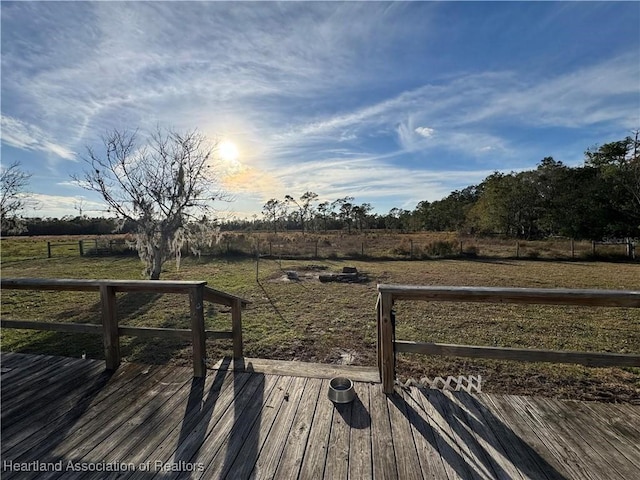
[1,236,639,403]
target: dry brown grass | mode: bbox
[1,235,639,402]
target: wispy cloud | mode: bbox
[1,116,76,161]
[2,2,638,217]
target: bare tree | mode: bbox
[1,161,33,234]
[285,191,318,233]
[262,198,287,234]
[332,196,354,233]
[75,127,229,279]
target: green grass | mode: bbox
[1,237,639,402]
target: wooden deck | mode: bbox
[1,352,639,479]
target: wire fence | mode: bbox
[2,233,636,262]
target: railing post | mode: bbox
[100,284,120,371]
[79,240,84,256]
[190,285,206,377]
[47,242,52,258]
[232,298,243,358]
[379,291,395,394]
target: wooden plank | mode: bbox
[223,375,300,479]
[1,320,102,335]
[133,373,255,479]
[181,373,280,479]
[586,402,640,439]
[40,367,190,471]
[0,353,61,382]
[117,325,233,340]
[395,340,640,367]
[298,378,334,479]
[81,370,226,473]
[380,292,395,393]
[273,378,323,480]
[20,367,179,466]
[203,286,250,307]
[1,277,207,293]
[2,365,173,479]
[251,376,308,479]
[189,285,206,378]
[455,392,563,480]
[211,356,380,383]
[1,364,147,457]
[443,391,525,480]
[59,368,192,469]
[386,392,424,480]
[478,393,572,480]
[203,374,293,479]
[100,284,120,370]
[369,382,398,479]
[348,382,373,480]
[1,359,105,426]
[376,294,382,380]
[1,358,105,426]
[397,387,451,480]
[377,284,640,307]
[325,384,352,480]
[487,394,598,480]
[428,390,498,480]
[1,355,78,401]
[529,396,636,479]
[231,298,243,358]
[412,389,479,480]
[559,401,640,467]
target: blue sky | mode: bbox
[1,1,639,219]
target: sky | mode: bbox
[1,1,639,220]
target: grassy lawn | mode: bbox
[1,240,639,402]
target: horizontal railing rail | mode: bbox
[1,278,250,377]
[376,284,640,393]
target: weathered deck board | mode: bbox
[1,352,639,480]
[273,377,322,479]
[298,378,333,479]
[348,382,373,480]
[211,356,380,383]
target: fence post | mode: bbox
[379,291,395,394]
[570,238,575,259]
[79,240,84,256]
[361,242,365,257]
[460,240,463,255]
[189,285,206,377]
[592,241,596,256]
[47,242,52,258]
[232,298,244,359]
[100,284,120,371]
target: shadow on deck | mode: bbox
[1,352,639,479]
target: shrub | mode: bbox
[425,240,457,257]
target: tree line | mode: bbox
[247,134,639,240]
[2,130,637,279]
[5,134,638,241]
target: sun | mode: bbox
[218,140,239,163]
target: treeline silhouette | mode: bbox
[8,135,639,241]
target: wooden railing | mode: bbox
[1,278,250,378]
[376,284,640,393]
